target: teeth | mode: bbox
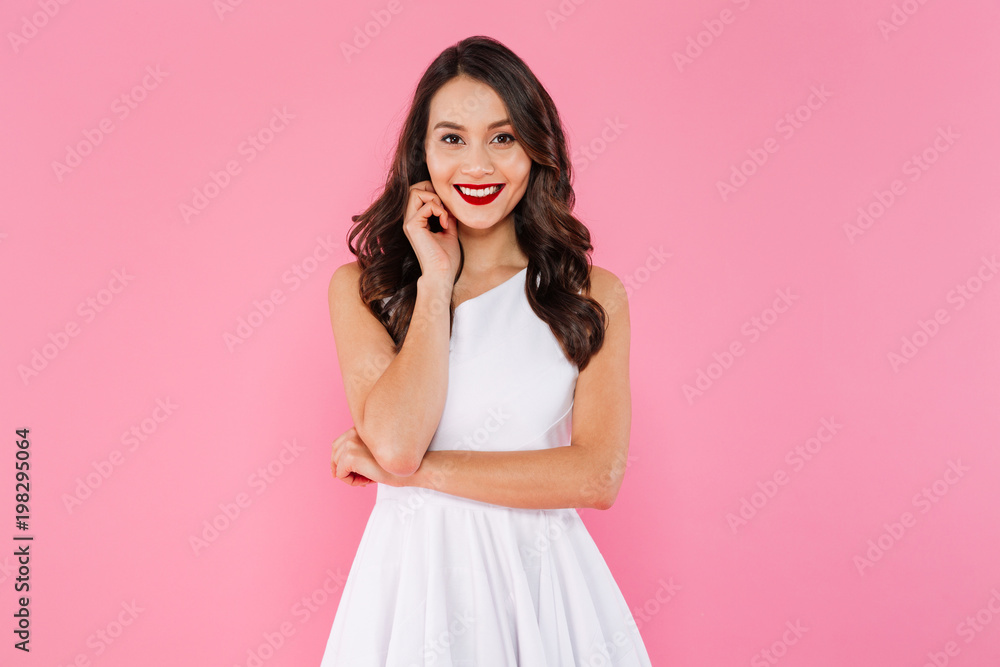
[458,185,501,197]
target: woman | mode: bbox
[321,35,652,665]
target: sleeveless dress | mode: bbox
[320,267,652,666]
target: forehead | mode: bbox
[428,76,508,126]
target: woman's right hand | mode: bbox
[402,180,461,286]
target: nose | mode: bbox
[461,146,494,177]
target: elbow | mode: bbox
[586,458,626,510]
[356,410,428,478]
[367,440,421,478]
[381,453,422,478]
[592,488,619,511]
[361,428,423,478]
[579,474,620,511]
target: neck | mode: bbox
[455,213,528,275]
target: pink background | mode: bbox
[3,0,1000,665]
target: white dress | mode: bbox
[320,267,652,666]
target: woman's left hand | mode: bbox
[331,425,405,488]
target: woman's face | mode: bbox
[424,75,531,230]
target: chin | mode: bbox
[455,212,507,229]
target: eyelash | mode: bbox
[441,133,516,146]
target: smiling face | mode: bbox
[423,75,531,230]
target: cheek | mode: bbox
[508,162,531,192]
[425,153,457,184]
[425,145,454,166]
[499,152,531,182]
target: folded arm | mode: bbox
[404,267,633,511]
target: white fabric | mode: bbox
[320,267,652,666]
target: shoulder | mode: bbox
[587,265,629,322]
[328,260,362,301]
[330,260,361,287]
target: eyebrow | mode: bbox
[432,118,512,132]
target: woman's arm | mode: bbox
[328,263,454,477]
[406,267,633,510]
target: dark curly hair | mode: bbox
[346,35,607,371]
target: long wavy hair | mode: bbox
[346,35,607,371]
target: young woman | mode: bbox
[321,35,652,666]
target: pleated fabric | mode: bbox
[320,267,652,666]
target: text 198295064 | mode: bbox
[14,428,32,651]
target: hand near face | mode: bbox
[402,180,461,285]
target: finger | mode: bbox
[410,189,441,211]
[349,473,373,487]
[410,201,445,230]
[334,460,353,480]
[418,199,445,219]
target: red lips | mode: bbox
[454,183,504,206]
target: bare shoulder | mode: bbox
[329,260,361,296]
[587,265,629,323]
[328,260,369,316]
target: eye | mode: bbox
[439,132,516,146]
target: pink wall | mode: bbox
[3,1,999,665]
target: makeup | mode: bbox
[453,183,504,206]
